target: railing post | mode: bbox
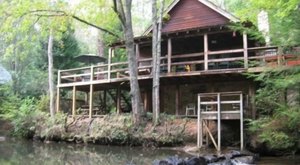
[243,32,249,68]
[167,38,172,73]
[204,34,208,71]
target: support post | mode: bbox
[167,38,172,73]
[240,93,244,150]
[103,90,107,112]
[175,85,180,116]
[217,93,221,152]
[89,84,93,119]
[85,92,88,104]
[204,34,208,71]
[72,86,76,116]
[136,44,140,63]
[144,91,148,112]
[56,70,61,113]
[108,48,112,81]
[56,87,60,113]
[243,32,248,68]
[116,86,121,114]
[197,94,203,148]
[249,84,256,119]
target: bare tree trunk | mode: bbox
[48,29,55,117]
[152,0,164,125]
[113,0,144,125]
[152,0,158,124]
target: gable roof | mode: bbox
[143,0,239,35]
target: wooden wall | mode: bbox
[162,0,229,33]
[160,80,256,118]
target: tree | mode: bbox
[0,0,119,116]
[152,0,165,125]
[232,0,300,152]
[113,0,144,125]
[47,29,55,117]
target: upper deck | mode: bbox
[57,45,299,90]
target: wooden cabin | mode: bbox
[56,0,299,151]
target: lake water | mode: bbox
[0,139,299,165]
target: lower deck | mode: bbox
[56,73,256,121]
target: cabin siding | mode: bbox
[162,0,229,33]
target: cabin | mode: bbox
[56,0,300,151]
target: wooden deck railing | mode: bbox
[57,46,299,87]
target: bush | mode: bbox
[248,66,300,152]
[1,97,40,137]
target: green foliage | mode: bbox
[53,29,81,70]
[248,66,300,151]
[35,95,49,112]
[38,112,67,140]
[1,96,37,137]
[225,0,300,47]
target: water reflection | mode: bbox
[0,139,188,165]
[1,139,300,165]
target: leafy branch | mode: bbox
[21,9,119,38]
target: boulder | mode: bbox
[203,155,219,163]
[207,159,232,165]
[186,157,207,165]
[231,156,255,165]
[153,156,185,165]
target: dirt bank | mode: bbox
[32,114,198,147]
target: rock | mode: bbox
[208,159,232,165]
[225,150,242,159]
[231,156,255,165]
[204,155,219,163]
[0,136,6,142]
[153,156,185,165]
[185,157,207,165]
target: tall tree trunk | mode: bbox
[152,0,158,124]
[48,29,55,117]
[113,0,144,125]
[152,0,164,125]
